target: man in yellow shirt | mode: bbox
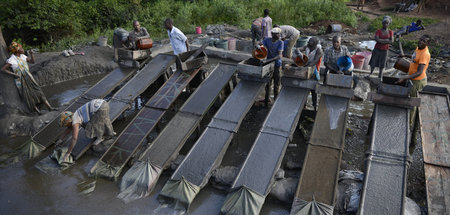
[397,35,431,154]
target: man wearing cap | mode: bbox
[257,27,283,106]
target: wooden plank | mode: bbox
[32,67,135,149]
[369,92,421,109]
[418,92,450,167]
[424,164,450,215]
[90,68,200,179]
[316,84,354,99]
[325,73,353,89]
[282,66,312,80]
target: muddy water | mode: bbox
[0,59,417,215]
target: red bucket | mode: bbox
[196,27,202,34]
[356,51,372,70]
[351,55,365,70]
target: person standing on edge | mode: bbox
[278,25,300,58]
[251,17,263,46]
[256,27,283,107]
[1,42,55,114]
[164,18,189,55]
[128,20,150,50]
[396,35,431,154]
[261,9,272,39]
[367,16,393,82]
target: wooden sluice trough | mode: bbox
[358,77,420,215]
[157,57,271,210]
[221,66,316,215]
[117,63,237,203]
[291,73,354,215]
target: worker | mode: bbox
[164,18,189,55]
[261,9,272,39]
[324,35,351,75]
[1,42,55,114]
[396,35,431,154]
[251,17,263,46]
[394,19,425,38]
[294,37,323,111]
[256,27,283,106]
[368,16,393,82]
[57,99,116,160]
[128,20,150,50]
[278,25,300,58]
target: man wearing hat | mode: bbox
[57,99,115,160]
[256,27,284,106]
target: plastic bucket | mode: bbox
[228,38,236,51]
[296,37,309,48]
[196,27,202,34]
[351,55,365,69]
[356,51,372,70]
[252,46,268,59]
[394,58,411,73]
[327,24,342,33]
[97,36,108,47]
[295,54,308,67]
[215,39,228,50]
[337,56,353,71]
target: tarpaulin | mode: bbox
[220,186,265,215]
[159,176,200,211]
[117,161,161,203]
[290,198,333,215]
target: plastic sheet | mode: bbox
[290,198,333,215]
[220,186,265,215]
[117,161,161,203]
[159,176,200,211]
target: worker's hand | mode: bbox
[255,45,262,51]
[337,70,344,74]
[294,49,301,56]
[395,78,406,84]
[55,139,63,146]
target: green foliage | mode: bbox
[0,0,358,50]
[393,38,442,56]
[368,15,438,32]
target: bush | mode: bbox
[368,15,438,32]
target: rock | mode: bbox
[211,166,239,186]
[275,169,285,180]
[44,120,50,124]
[285,160,302,170]
[269,177,297,203]
[353,76,371,101]
[444,62,450,68]
[405,197,421,215]
[170,154,186,171]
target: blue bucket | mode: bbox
[337,56,353,71]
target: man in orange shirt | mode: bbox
[397,35,431,154]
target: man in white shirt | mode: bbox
[164,18,189,55]
[261,9,272,39]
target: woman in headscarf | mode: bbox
[57,99,116,160]
[368,16,394,81]
[1,42,55,114]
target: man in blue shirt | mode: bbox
[257,27,283,106]
[395,19,425,38]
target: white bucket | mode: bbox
[97,36,108,47]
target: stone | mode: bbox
[275,168,285,180]
[353,76,371,101]
[285,160,302,170]
[269,177,298,203]
[444,62,450,68]
[211,165,239,186]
